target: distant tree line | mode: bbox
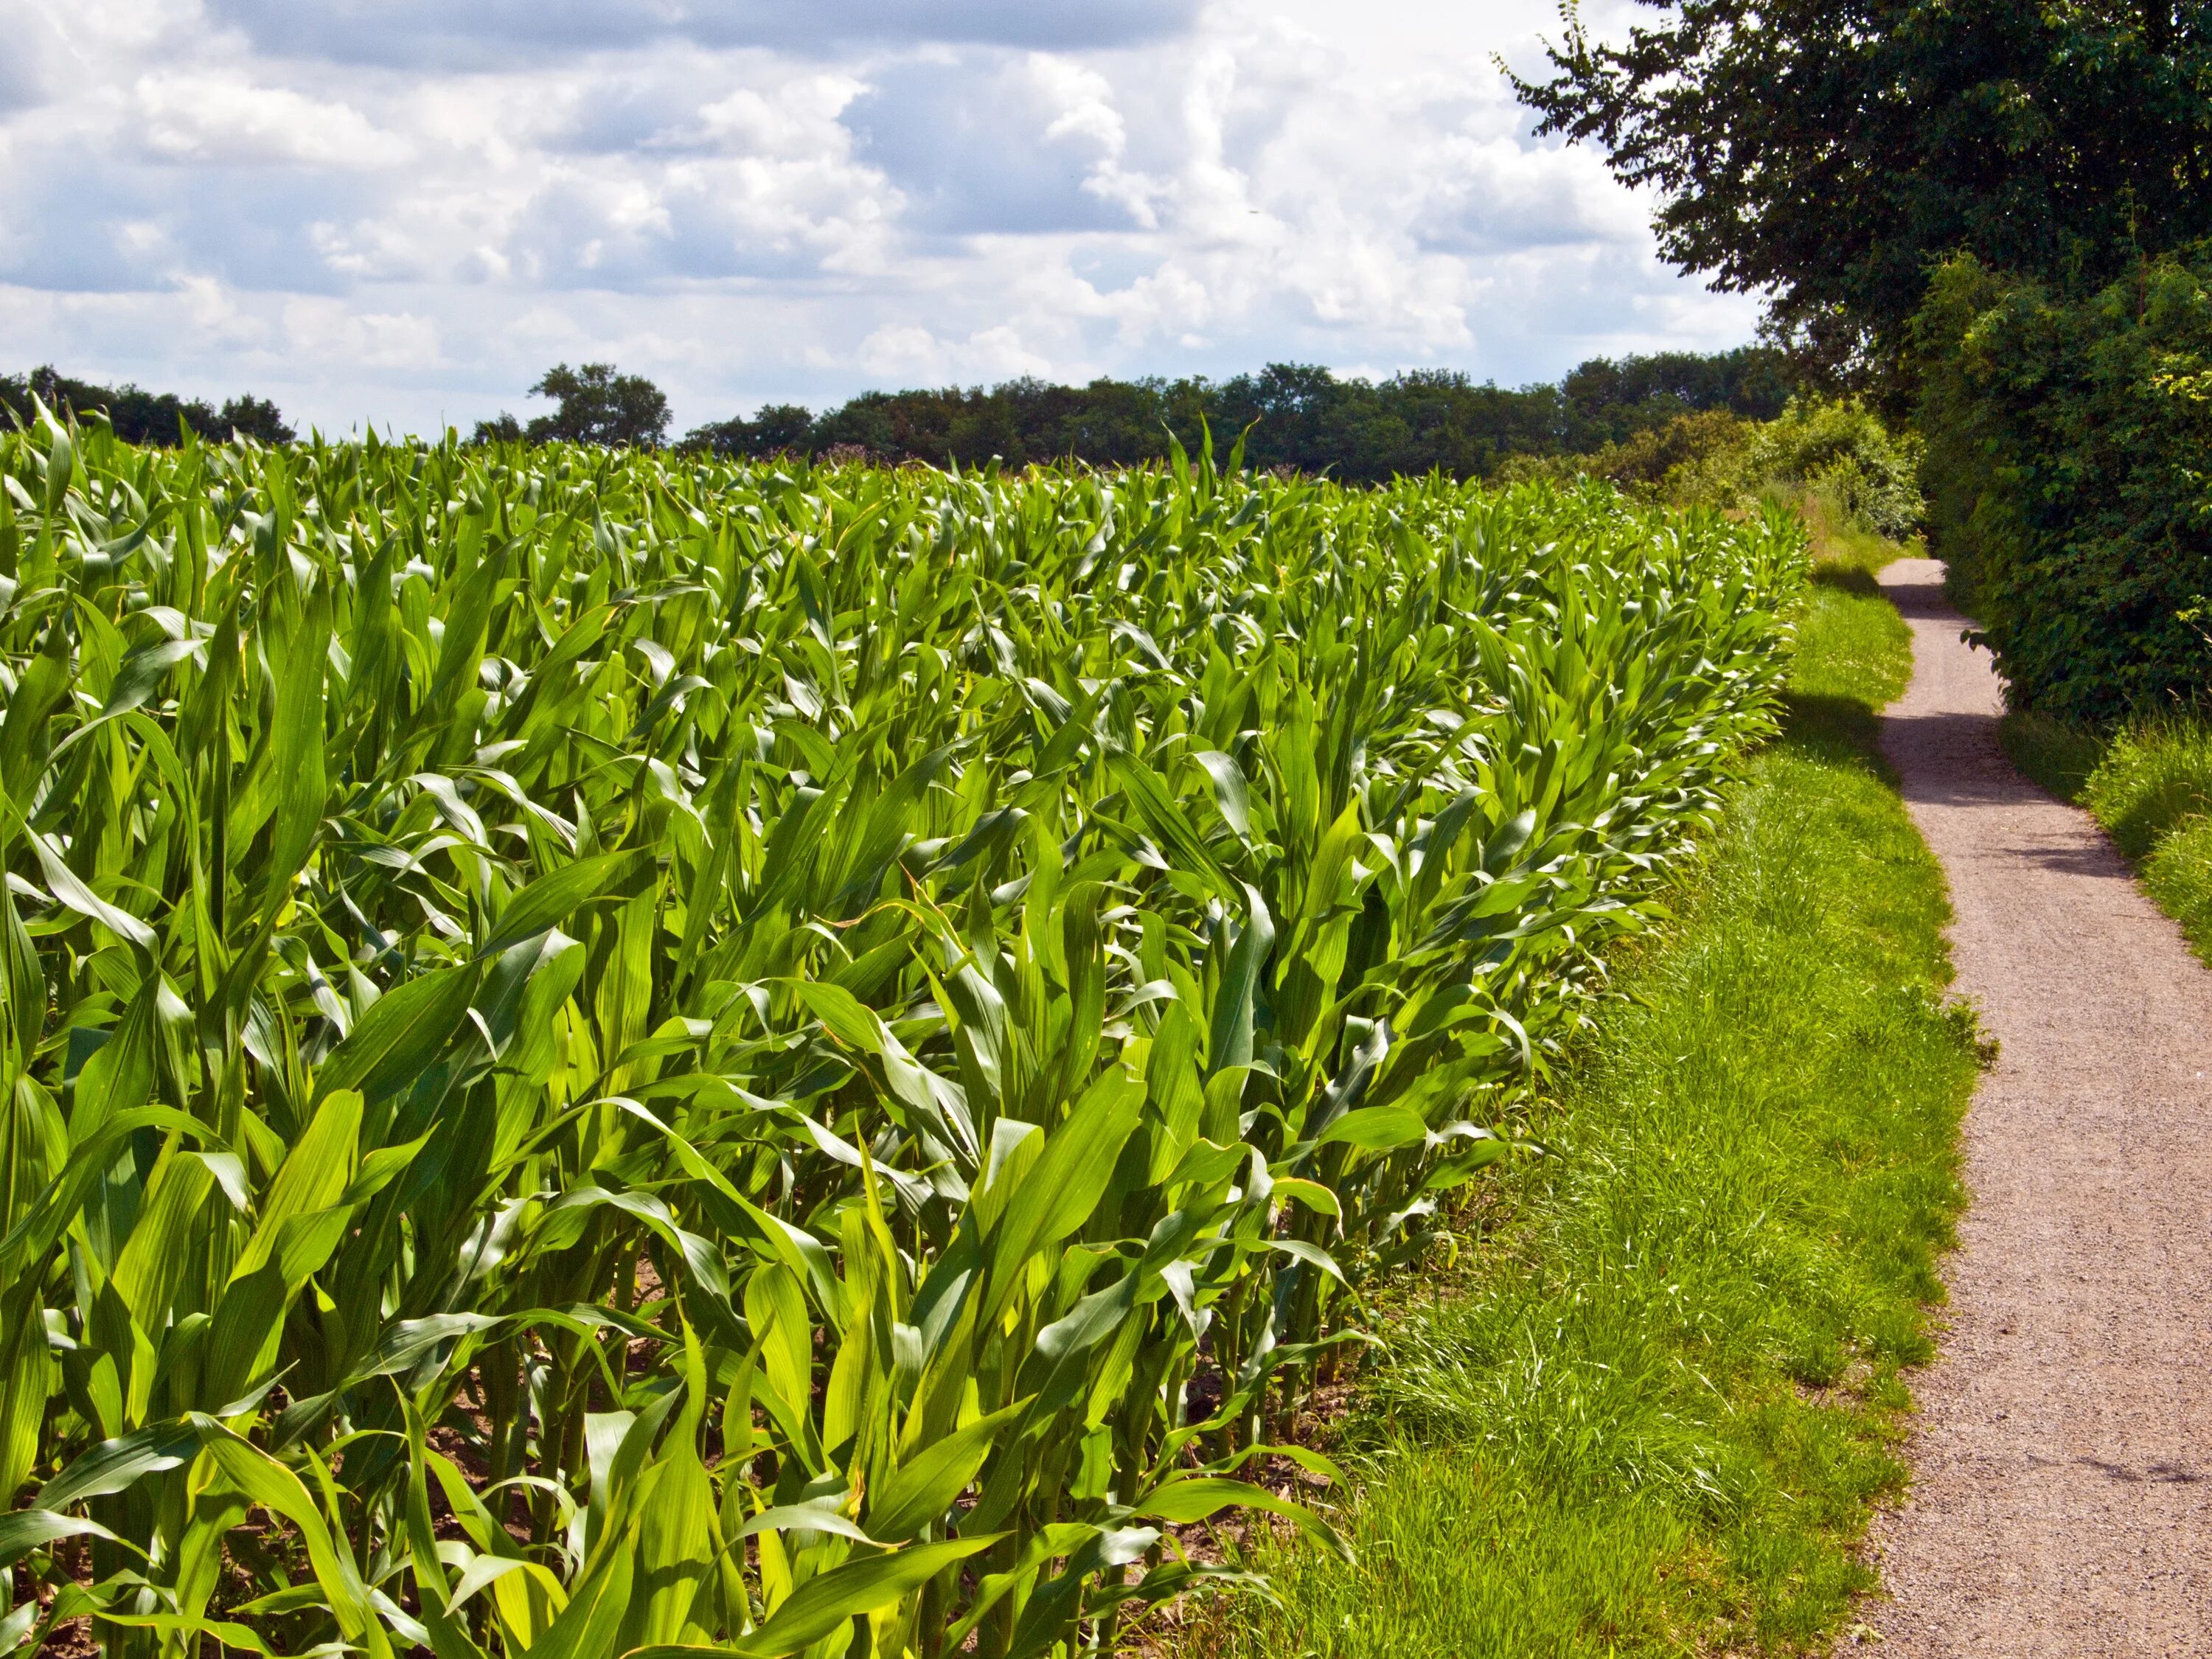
[656,349,1796,483]
[1,366,294,445]
[10,350,1797,489]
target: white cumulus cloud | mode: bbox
[0,0,1759,434]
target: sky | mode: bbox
[0,0,1762,436]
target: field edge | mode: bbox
[1166,554,1983,1657]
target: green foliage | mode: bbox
[0,417,1800,1657]
[1182,554,1979,1659]
[479,363,674,450]
[1495,408,1750,498]
[1498,398,1925,543]
[678,351,1799,481]
[2081,718,2212,858]
[1914,249,2212,719]
[1743,400,1926,540]
[1514,2,2212,380]
[0,367,293,447]
[2141,818,2212,959]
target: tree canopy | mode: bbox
[1,366,294,445]
[476,361,673,448]
[1514,2,2212,378]
[675,349,1795,482]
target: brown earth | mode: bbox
[1865,559,2212,1655]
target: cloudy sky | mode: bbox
[0,0,1760,435]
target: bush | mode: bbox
[1914,248,2212,720]
[1495,399,1923,541]
[1742,400,1925,540]
[1495,408,1748,499]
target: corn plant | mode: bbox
[0,409,1802,1657]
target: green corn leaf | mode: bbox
[864,1399,1028,1542]
[312,967,479,1105]
[479,846,654,961]
[38,1417,200,1512]
[45,636,204,766]
[726,1534,1001,1659]
[0,1508,128,1567]
[1205,882,1275,1078]
[984,1066,1146,1308]
[1135,1475,1353,1562]
[16,820,156,950]
[1312,1102,1428,1152]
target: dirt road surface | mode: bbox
[1866,559,2212,1655]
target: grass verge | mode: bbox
[1177,555,1982,1657]
[2001,710,2212,961]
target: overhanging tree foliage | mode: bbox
[1513,2,2212,380]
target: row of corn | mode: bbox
[0,413,1802,1657]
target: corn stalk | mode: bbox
[0,411,1801,1657]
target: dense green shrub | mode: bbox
[1495,399,1924,542]
[1916,249,2212,720]
[1743,401,1925,539]
[1495,408,1747,498]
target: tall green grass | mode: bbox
[0,414,1803,1658]
[2003,712,2212,960]
[1180,557,1980,1656]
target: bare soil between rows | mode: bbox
[1865,560,2212,1655]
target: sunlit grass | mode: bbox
[2003,710,2212,964]
[1180,550,1980,1658]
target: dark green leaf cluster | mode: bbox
[0,417,1801,1657]
[1916,249,2212,720]
[1514,1,2212,380]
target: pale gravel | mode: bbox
[1863,559,2212,1655]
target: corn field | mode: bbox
[0,413,1801,1658]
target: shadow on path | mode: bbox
[1865,557,2212,1657]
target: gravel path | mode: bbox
[1865,559,2212,1655]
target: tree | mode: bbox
[522,362,671,448]
[683,404,817,459]
[218,394,296,445]
[1512,2,2212,381]
[1561,347,1792,442]
[664,351,1793,481]
[1,366,293,445]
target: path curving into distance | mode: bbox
[1867,559,2212,1655]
